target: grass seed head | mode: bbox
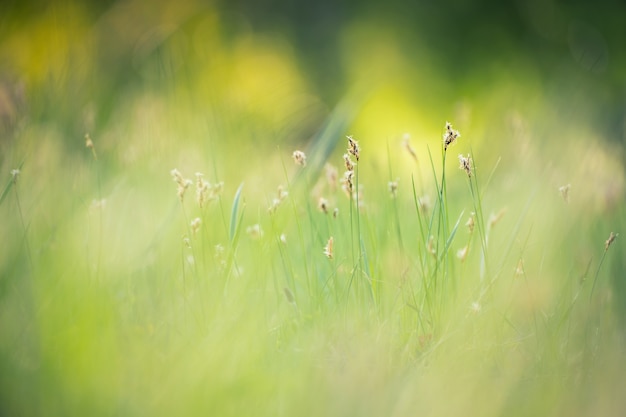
[443,121,460,151]
[323,236,334,259]
[325,163,338,191]
[318,197,329,214]
[10,168,20,184]
[402,133,418,161]
[246,224,264,239]
[559,184,571,203]
[388,178,399,198]
[292,150,307,167]
[343,153,355,172]
[466,212,475,233]
[457,245,469,262]
[605,232,618,251]
[346,135,360,161]
[333,207,339,218]
[190,217,202,236]
[458,154,472,177]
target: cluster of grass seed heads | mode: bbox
[292,150,307,167]
[443,121,460,151]
[458,154,472,177]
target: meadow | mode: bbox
[1,2,625,416]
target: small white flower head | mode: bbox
[346,135,360,161]
[458,154,472,177]
[323,236,334,259]
[190,217,202,235]
[279,233,287,244]
[443,121,460,151]
[292,150,307,167]
[559,184,571,203]
[10,168,20,184]
[456,245,469,262]
[470,301,481,314]
[246,224,264,240]
[388,178,399,198]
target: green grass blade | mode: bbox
[229,183,244,243]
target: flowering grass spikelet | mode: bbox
[318,197,329,214]
[559,184,571,203]
[443,121,460,151]
[458,154,472,177]
[292,150,307,167]
[466,212,475,233]
[323,236,334,259]
[190,217,202,236]
[457,245,469,262]
[605,232,618,251]
[171,168,192,201]
[346,135,360,161]
[246,224,264,240]
[10,168,20,184]
[402,133,418,161]
[388,179,399,198]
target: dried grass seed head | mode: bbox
[466,212,475,233]
[246,224,264,239]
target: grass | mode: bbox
[1,11,625,412]
[2,110,624,417]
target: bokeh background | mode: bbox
[1,0,626,416]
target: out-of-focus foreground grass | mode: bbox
[1,1,625,416]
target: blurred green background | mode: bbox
[1,0,625,416]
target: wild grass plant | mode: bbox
[0,111,624,417]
